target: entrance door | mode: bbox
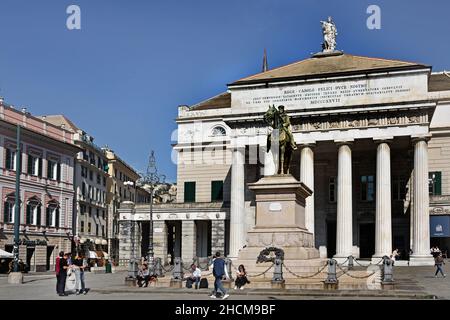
[195,221,211,258]
[166,221,182,264]
[326,221,336,258]
[46,246,54,271]
[26,247,35,272]
[359,223,375,258]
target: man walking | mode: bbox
[210,252,229,299]
[57,253,69,296]
[55,251,64,295]
[434,253,446,278]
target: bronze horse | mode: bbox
[264,105,295,175]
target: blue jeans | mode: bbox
[435,264,445,277]
[214,276,227,296]
[75,270,86,291]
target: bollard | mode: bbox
[324,259,338,286]
[272,258,284,282]
[348,255,354,269]
[172,257,184,280]
[155,257,163,277]
[381,255,394,284]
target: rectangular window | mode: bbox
[96,224,99,236]
[80,204,86,215]
[89,170,93,181]
[103,176,106,187]
[47,160,61,181]
[96,208,99,217]
[5,148,17,170]
[88,185,92,199]
[27,154,42,176]
[429,172,442,196]
[361,175,375,201]
[211,181,224,201]
[81,182,86,197]
[102,210,105,219]
[89,152,95,165]
[114,169,117,178]
[88,206,92,216]
[329,177,337,202]
[82,150,89,161]
[88,222,91,233]
[80,221,84,233]
[102,225,105,237]
[184,181,196,203]
[4,202,15,223]
[97,173,101,184]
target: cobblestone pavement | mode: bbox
[0,265,448,300]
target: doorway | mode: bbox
[195,220,211,258]
[326,220,336,258]
[166,221,181,264]
[46,246,54,271]
[359,223,375,258]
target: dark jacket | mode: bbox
[213,258,225,278]
[435,256,445,266]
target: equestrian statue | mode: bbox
[264,105,297,175]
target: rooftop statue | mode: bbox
[320,16,338,53]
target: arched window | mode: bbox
[26,196,42,226]
[211,126,226,137]
[3,193,16,224]
[46,200,60,228]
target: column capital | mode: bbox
[299,142,316,149]
[411,134,432,144]
[334,139,354,147]
[373,137,394,145]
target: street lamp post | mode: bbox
[13,125,21,272]
[138,151,165,275]
[124,180,137,279]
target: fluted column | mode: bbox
[410,137,434,265]
[335,142,353,260]
[263,147,276,176]
[300,144,315,239]
[373,140,392,261]
[229,147,245,258]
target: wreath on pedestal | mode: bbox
[256,247,285,263]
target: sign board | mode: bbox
[430,215,450,237]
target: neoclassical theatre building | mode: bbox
[120,48,450,266]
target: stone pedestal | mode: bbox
[8,272,24,284]
[237,175,322,278]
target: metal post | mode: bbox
[13,125,21,273]
[325,259,338,284]
[172,257,183,280]
[272,258,284,282]
[348,255,354,269]
[148,187,154,274]
[127,219,137,278]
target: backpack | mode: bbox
[186,278,193,288]
[199,278,208,288]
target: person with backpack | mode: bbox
[210,251,229,299]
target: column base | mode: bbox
[409,255,435,266]
[8,272,24,284]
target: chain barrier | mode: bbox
[282,262,328,279]
[336,264,377,279]
[340,256,384,267]
[160,264,174,273]
[245,263,275,278]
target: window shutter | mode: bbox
[184,182,196,203]
[55,208,60,228]
[38,158,43,177]
[27,155,33,174]
[435,172,442,195]
[37,205,41,226]
[57,163,61,181]
[26,205,31,225]
[211,181,223,202]
[4,202,9,223]
[5,149,11,169]
[46,208,50,226]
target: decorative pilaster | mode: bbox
[335,141,353,260]
[229,147,245,258]
[373,140,392,261]
[181,220,196,263]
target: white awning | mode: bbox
[88,251,98,259]
[0,249,13,258]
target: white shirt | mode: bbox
[192,267,201,278]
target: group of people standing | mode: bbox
[55,251,88,296]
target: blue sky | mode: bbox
[0,0,449,182]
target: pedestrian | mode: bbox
[434,253,446,278]
[234,264,250,290]
[57,253,69,296]
[136,263,150,287]
[187,264,201,289]
[55,251,64,295]
[209,251,229,299]
[73,254,87,295]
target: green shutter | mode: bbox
[36,205,41,226]
[27,155,33,174]
[4,202,9,223]
[26,205,31,225]
[435,172,442,195]
[46,208,50,226]
[55,208,60,228]
[57,163,61,181]
[211,181,224,202]
[184,182,196,203]
[38,158,43,177]
[5,149,11,169]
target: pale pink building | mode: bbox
[0,100,80,272]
